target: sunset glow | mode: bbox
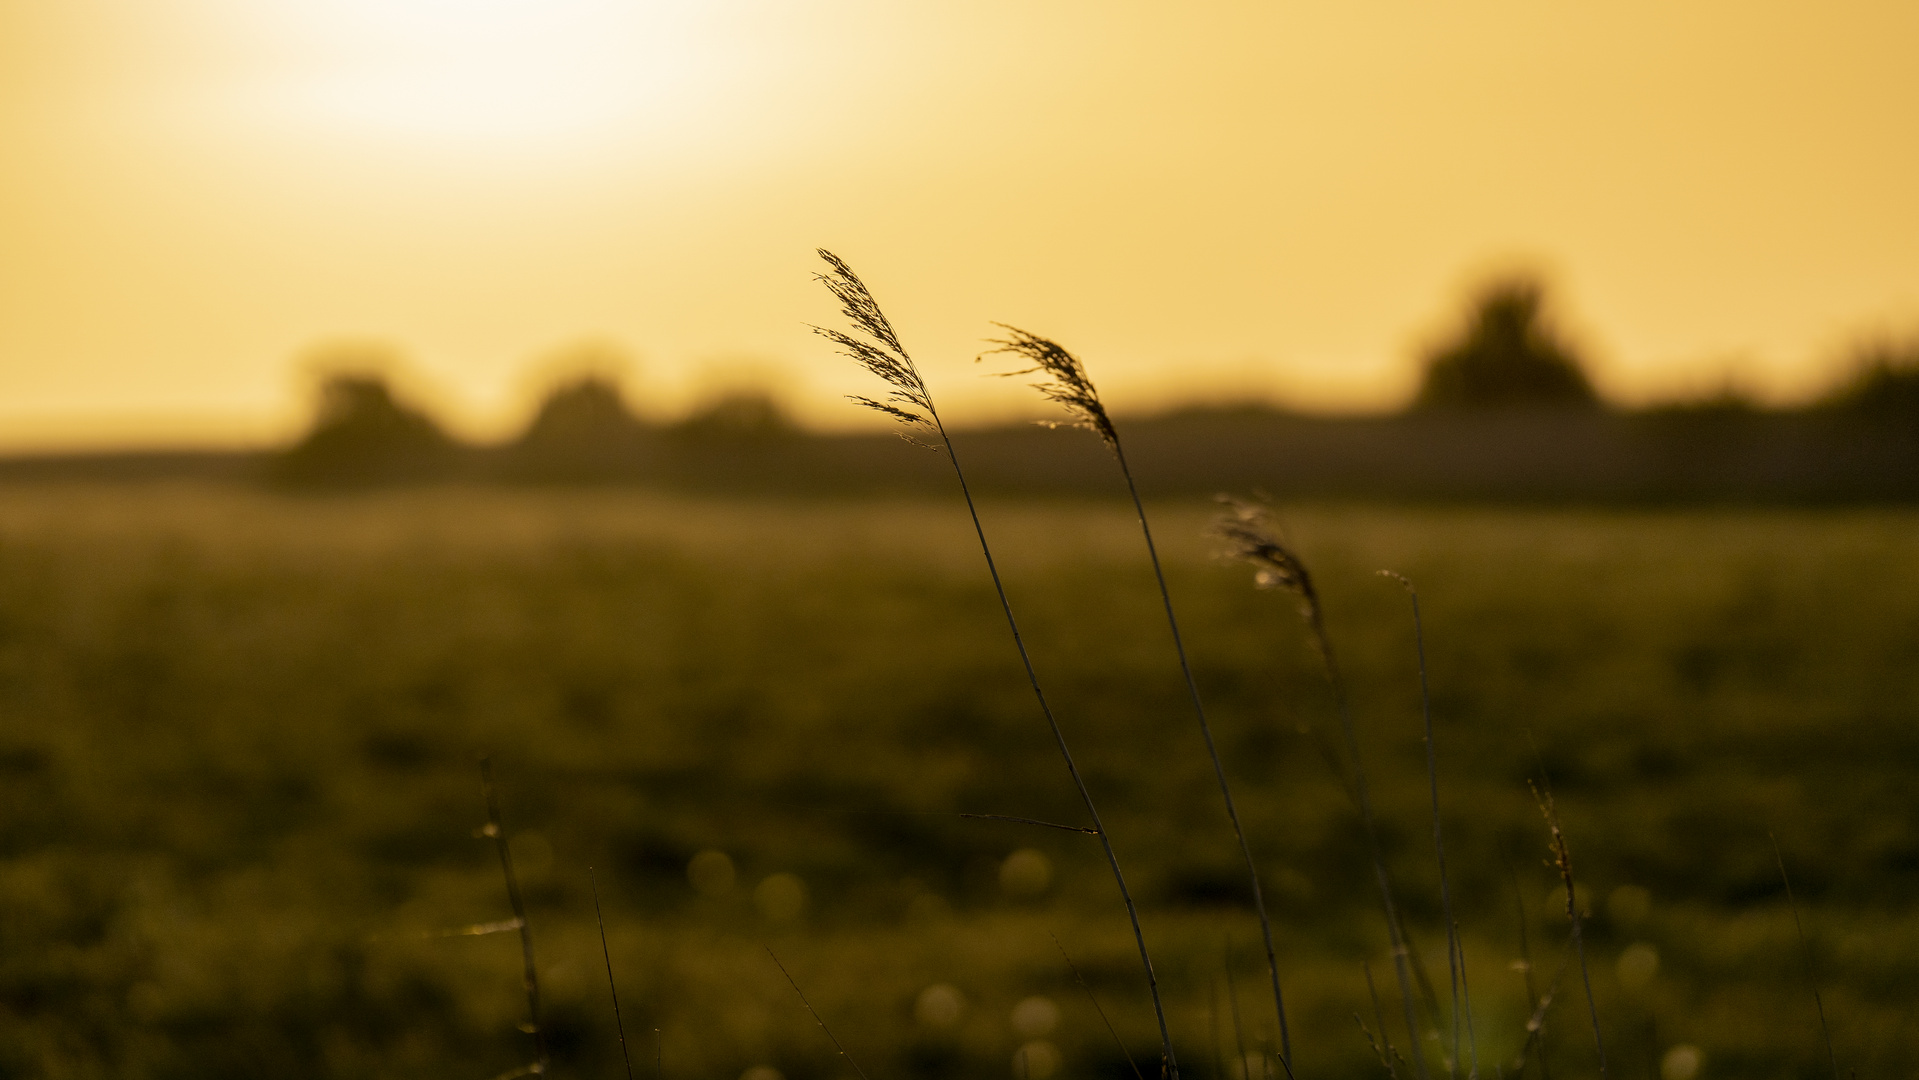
[2,1,1916,447]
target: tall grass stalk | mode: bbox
[589,868,637,1080]
[1363,961,1403,1080]
[1215,501,1430,1080]
[479,757,549,1076]
[767,948,869,1080]
[1506,860,1552,1080]
[988,327,1294,1075]
[813,251,1179,1078]
[1529,776,1605,1078]
[1772,833,1839,1079]
[1053,932,1146,1080]
[1380,572,1478,1080]
[1509,950,1572,1079]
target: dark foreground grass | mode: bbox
[1,484,1916,1079]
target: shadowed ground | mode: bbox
[1,485,1913,1079]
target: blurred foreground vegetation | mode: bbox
[1,485,1916,1079]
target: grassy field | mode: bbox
[1,484,1915,1079]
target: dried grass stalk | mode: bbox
[815,251,1180,1079]
[1381,571,1479,1080]
[479,757,548,1077]
[1530,777,1606,1079]
[989,327,1294,1075]
[1215,499,1431,1080]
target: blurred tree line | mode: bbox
[264,277,1919,493]
[274,358,798,486]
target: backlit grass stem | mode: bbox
[589,868,636,1080]
[1381,571,1478,1080]
[479,757,548,1076]
[1216,501,1430,1080]
[1772,833,1839,1080]
[989,327,1294,1076]
[1530,772,1606,1079]
[815,251,1179,1079]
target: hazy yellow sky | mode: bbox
[3,0,1916,448]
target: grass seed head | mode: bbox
[1211,496,1321,627]
[812,249,937,439]
[981,325,1118,451]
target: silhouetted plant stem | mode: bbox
[1506,859,1551,1080]
[1054,932,1146,1080]
[1772,833,1839,1079]
[1508,949,1572,1080]
[1383,573,1478,1080]
[1122,440,1294,1078]
[988,327,1293,1078]
[1215,500,1429,1080]
[940,425,1179,1079]
[1364,961,1403,1080]
[1327,643,1432,1080]
[1529,766,1605,1079]
[480,757,548,1075]
[767,948,869,1080]
[590,868,636,1080]
[816,252,1178,1079]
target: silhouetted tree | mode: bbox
[1413,277,1601,410]
[671,389,798,440]
[511,375,653,479]
[276,370,458,485]
[1820,334,1919,424]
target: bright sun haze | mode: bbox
[2,0,1916,448]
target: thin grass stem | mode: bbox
[818,253,1178,1078]
[1355,1013,1393,1075]
[1527,758,1605,1079]
[767,947,869,1080]
[1364,961,1404,1080]
[989,329,1293,1077]
[1323,634,1431,1080]
[937,374,1179,1080]
[1215,500,1429,1079]
[1118,439,1294,1079]
[1053,932,1146,1080]
[959,813,1102,834]
[589,868,636,1080]
[1382,573,1478,1080]
[1507,950,1572,1080]
[1505,859,1550,1080]
[1772,833,1839,1079]
[480,757,548,1075]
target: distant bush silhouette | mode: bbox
[511,375,654,480]
[672,389,798,440]
[276,370,458,485]
[1820,334,1919,424]
[1413,277,1601,410]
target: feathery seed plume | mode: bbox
[811,250,936,438]
[1212,497,1321,628]
[981,326,1119,450]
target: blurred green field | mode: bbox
[1,484,1915,1080]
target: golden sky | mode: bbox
[3,0,1916,448]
